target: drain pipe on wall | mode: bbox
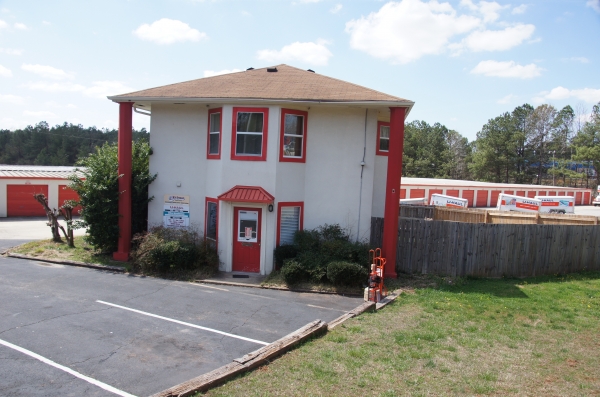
[134,106,151,116]
[356,108,368,242]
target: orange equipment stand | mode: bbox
[367,248,387,302]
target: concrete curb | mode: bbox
[197,279,363,297]
[6,253,127,273]
[150,289,402,397]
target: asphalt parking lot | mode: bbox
[0,256,363,396]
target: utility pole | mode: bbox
[552,150,556,186]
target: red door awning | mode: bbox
[218,185,274,203]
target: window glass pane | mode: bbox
[238,210,258,242]
[280,206,300,245]
[283,136,303,157]
[237,112,263,133]
[206,202,217,240]
[380,126,390,139]
[209,133,219,154]
[209,113,221,133]
[236,133,262,155]
[284,114,303,136]
[379,138,389,152]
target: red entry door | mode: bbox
[232,207,261,272]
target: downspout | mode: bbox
[356,109,368,242]
[134,106,151,116]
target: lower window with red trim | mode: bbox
[205,197,218,249]
[277,202,304,246]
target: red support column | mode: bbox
[382,107,406,278]
[113,102,133,261]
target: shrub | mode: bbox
[273,244,298,269]
[327,261,369,286]
[281,259,308,285]
[131,226,219,274]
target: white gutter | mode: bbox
[133,106,151,116]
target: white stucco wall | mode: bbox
[147,103,383,274]
[0,179,66,217]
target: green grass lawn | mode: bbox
[206,273,600,397]
[9,236,131,271]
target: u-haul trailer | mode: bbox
[429,194,468,208]
[400,198,427,206]
[496,194,541,213]
[534,196,575,214]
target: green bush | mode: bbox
[131,226,219,274]
[281,259,308,285]
[327,261,369,287]
[273,244,298,269]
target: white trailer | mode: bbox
[496,193,541,213]
[534,196,575,214]
[400,197,427,206]
[429,194,468,208]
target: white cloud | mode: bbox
[14,22,27,30]
[512,4,527,14]
[203,69,242,77]
[587,0,600,13]
[0,19,7,29]
[460,24,535,52]
[23,110,57,118]
[460,0,508,23]
[24,81,86,92]
[257,40,333,66]
[330,4,343,13]
[83,81,135,98]
[345,0,481,64]
[0,48,23,55]
[497,94,517,104]
[0,94,24,104]
[470,60,542,79]
[0,64,12,77]
[42,21,51,25]
[133,18,207,45]
[563,57,589,63]
[533,86,600,104]
[22,64,73,80]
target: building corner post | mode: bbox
[113,102,133,261]
[382,106,406,278]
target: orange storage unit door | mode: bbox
[584,192,591,204]
[504,190,514,195]
[462,190,474,207]
[410,189,425,199]
[548,191,556,196]
[490,190,501,207]
[400,189,406,199]
[567,191,574,197]
[59,185,82,215]
[446,189,459,197]
[576,192,582,204]
[7,184,49,217]
[475,190,488,207]
[538,190,547,196]
[516,190,525,196]
[526,191,536,198]
[428,189,443,203]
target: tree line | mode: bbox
[0,121,149,166]
[1,101,599,189]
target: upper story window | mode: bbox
[207,108,222,159]
[280,109,308,163]
[376,121,390,156]
[231,107,269,161]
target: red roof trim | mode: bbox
[218,185,274,203]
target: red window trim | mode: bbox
[205,197,219,249]
[376,121,390,156]
[276,201,304,246]
[231,107,269,161]
[207,108,222,160]
[279,108,308,163]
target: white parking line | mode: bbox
[96,300,269,346]
[307,304,348,312]
[0,338,136,397]
[192,283,229,292]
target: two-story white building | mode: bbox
[108,65,413,276]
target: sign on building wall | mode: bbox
[163,195,190,228]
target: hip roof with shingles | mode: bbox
[109,64,412,105]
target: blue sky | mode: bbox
[0,0,599,141]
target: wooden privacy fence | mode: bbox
[433,207,599,225]
[370,216,600,278]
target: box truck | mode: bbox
[429,194,468,208]
[496,193,541,213]
[534,196,575,214]
[400,198,427,206]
